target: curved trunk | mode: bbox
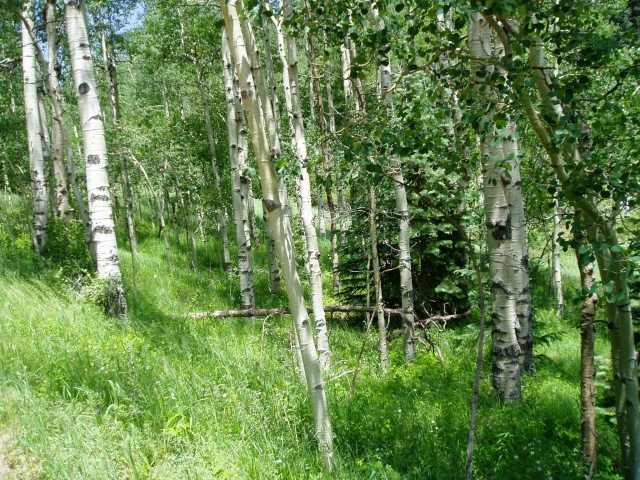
[64,0,125,315]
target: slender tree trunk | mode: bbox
[370,186,388,375]
[469,13,520,402]
[304,13,340,294]
[47,0,70,222]
[223,30,255,313]
[219,2,333,469]
[119,156,137,296]
[64,0,126,315]
[132,155,172,274]
[374,9,417,362]
[96,11,119,122]
[22,1,48,252]
[283,8,330,369]
[575,226,597,468]
[553,193,564,316]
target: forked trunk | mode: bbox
[469,13,520,402]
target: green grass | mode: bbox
[0,218,626,479]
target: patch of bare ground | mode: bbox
[0,430,32,479]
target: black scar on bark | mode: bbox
[79,42,90,48]
[87,154,100,164]
[263,198,280,212]
[487,214,512,240]
[492,342,521,358]
[78,82,90,94]
[93,225,113,234]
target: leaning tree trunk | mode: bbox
[64,0,126,316]
[46,0,70,222]
[283,3,330,369]
[469,13,520,402]
[22,1,48,252]
[219,1,333,470]
[223,30,255,313]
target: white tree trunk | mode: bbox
[220,1,333,469]
[469,13,520,402]
[374,8,417,362]
[223,30,255,313]
[553,193,564,316]
[22,1,48,252]
[64,0,126,315]
[283,3,330,369]
[46,0,70,222]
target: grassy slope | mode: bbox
[0,221,625,479]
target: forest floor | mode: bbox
[0,219,627,479]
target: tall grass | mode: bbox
[0,222,625,479]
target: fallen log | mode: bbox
[189,305,379,319]
[189,304,475,322]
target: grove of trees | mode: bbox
[1,0,639,477]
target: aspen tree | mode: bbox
[46,0,70,222]
[282,0,330,370]
[223,29,255,313]
[575,213,597,467]
[64,0,126,315]
[21,9,91,247]
[219,0,333,468]
[469,13,520,402]
[22,0,48,252]
[490,14,640,467]
[374,5,417,362]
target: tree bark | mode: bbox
[64,0,126,316]
[219,2,333,469]
[374,8,417,362]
